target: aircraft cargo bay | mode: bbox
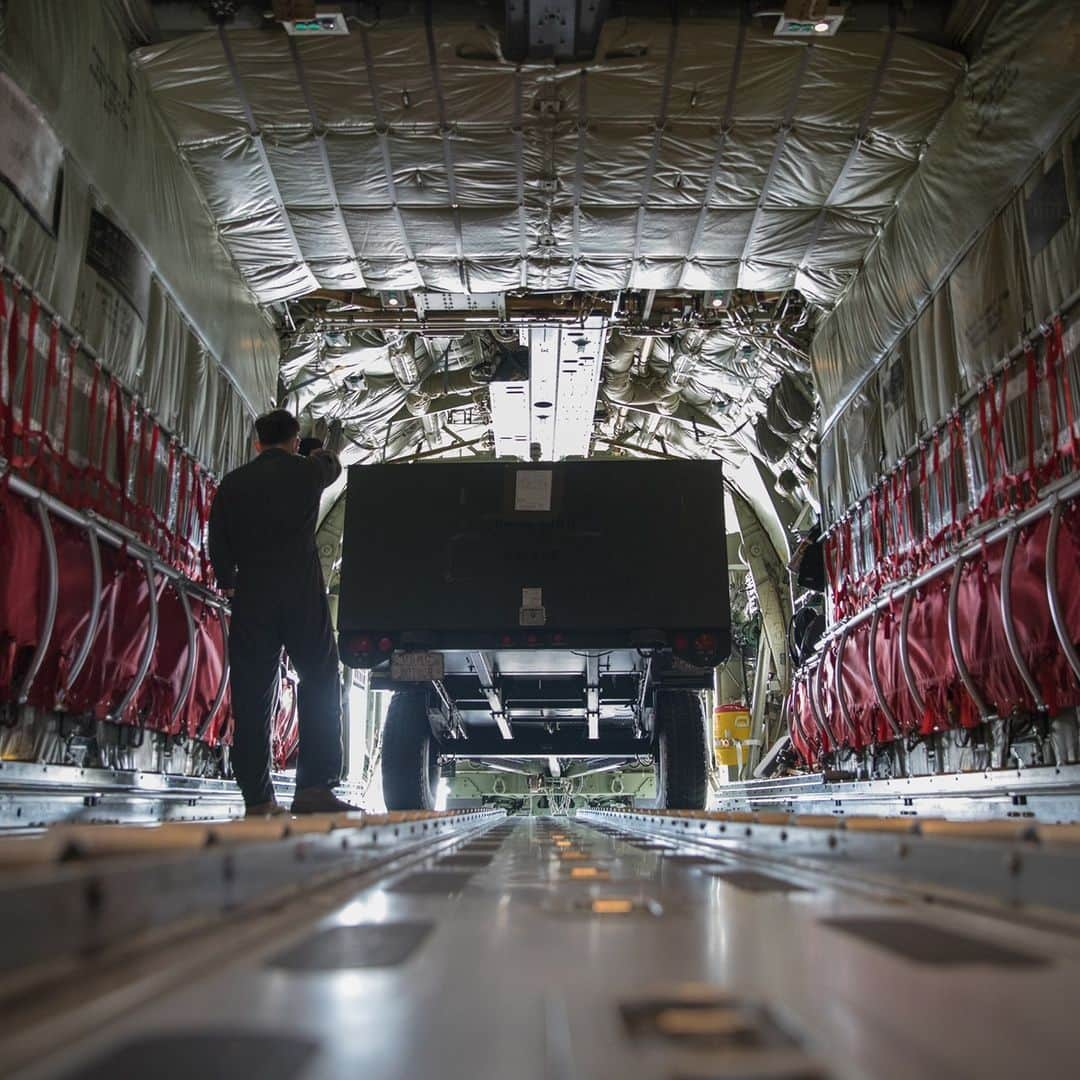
[0,1,1078,1078]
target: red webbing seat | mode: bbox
[0,484,46,700]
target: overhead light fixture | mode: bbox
[774,1,844,37]
[278,7,349,35]
[386,296,399,307]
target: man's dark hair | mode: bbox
[255,409,300,447]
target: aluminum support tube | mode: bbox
[586,652,600,740]
[15,500,59,705]
[197,607,231,741]
[471,652,511,740]
[57,521,103,707]
[108,556,161,723]
[867,606,902,738]
[833,625,854,745]
[562,759,630,781]
[1001,524,1045,708]
[899,588,927,718]
[813,656,841,750]
[169,581,199,729]
[805,663,827,746]
[1046,500,1080,682]
[465,759,533,776]
[947,556,992,720]
[1,465,226,609]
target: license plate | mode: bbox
[391,651,445,682]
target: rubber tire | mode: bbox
[654,691,709,810]
[381,690,439,811]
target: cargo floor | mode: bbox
[3,813,1079,1080]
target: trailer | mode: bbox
[337,460,731,811]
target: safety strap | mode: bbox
[0,279,10,453]
[116,393,135,532]
[4,283,22,460]
[141,418,161,544]
[40,320,60,456]
[917,442,930,564]
[930,432,942,543]
[869,486,882,569]
[82,363,102,511]
[174,453,191,569]
[901,460,915,563]
[1045,321,1063,476]
[17,297,40,461]
[948,415,962,536]
[1024,343,1038,493]
[1050,317,1077,463]
[976,375,1009,519]
[60,340,78,499]
[192,464,208,580]
[162,438,177,558]
[15,318,60,477]
[100,377,120,515]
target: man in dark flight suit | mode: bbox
[209,409,358,816]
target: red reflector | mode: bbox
[695,632,717,652]
[377,636,394,653]
[526,633,540,645]
[673,633,690,651]
[348,634,372,654]
[552,632,565,644]
[500,634,514,646]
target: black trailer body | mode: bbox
[338,459,729,657]
[337,460,728,783]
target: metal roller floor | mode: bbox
[2,810,1079,1080]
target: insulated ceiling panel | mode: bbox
[134,17,963,307]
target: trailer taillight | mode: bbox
[378,636,394,653]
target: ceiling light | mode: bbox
[386,296,399,307]
[813,20,830,32]
[711,297,723,309]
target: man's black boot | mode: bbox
[291,786,362,814]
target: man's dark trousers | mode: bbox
[208,445,344,806]
[228,562,342,807]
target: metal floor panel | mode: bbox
[4,816,1080,1079]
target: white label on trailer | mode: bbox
[522,587,543,608]
[515,469,552,512]
[519,607,547,627]
[391,652,445,682]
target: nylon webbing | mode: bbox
[0,279,11,457]
[5,285,23,460]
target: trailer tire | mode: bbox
[654,691,709,810]
[382,690,439,811]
